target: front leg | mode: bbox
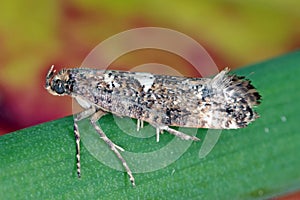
[73,107,96,178]
[90,110,135,186]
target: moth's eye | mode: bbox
[52,79,65,94]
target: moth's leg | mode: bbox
[156,128,159,142]
[136,119,144,131]
[156,126,200,141]
[73,107,96,178]
[155,128,163,142]
[90,110,135,186]
[137,119,141,131]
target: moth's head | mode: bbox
[45,65,74,96]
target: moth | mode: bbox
[45,65,261,186]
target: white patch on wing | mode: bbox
[103,73,114,83]
[103,73,120,88]
[114,82,120,88]
[133,72,155,92]
[195,85,206,99]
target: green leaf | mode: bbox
[1,51,300,199]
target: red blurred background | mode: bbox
[0,1,299,134]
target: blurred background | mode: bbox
[0,0,299,136]
[0,1,299,199]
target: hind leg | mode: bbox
[153,125,200,142]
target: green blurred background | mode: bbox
[0,1,299,135]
